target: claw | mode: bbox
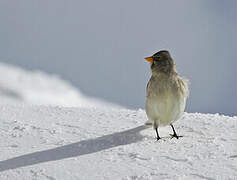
[170,134,183,139]
[170,124,183,139]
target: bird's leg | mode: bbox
[170,124,183,139]
[155,127,161,141]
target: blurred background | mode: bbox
[0,0,236,115]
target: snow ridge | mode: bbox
[0,62,119,108]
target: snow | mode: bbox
[0,62,120,108]
[0,63,237,179]
[0,106,236,179]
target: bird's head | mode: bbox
[145,50,176,76]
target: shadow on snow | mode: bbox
[0,125,148,172]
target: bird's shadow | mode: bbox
[0,125,148,172]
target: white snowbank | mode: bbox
[0,105,236,179]
[0,62,120,108]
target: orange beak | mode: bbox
[145,56,154,63]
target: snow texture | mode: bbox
[0,62,120,108]
[0,106,236,180]
[0,63,236,179]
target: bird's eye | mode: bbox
[154,56,160,61]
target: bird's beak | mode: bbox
[145,56,154,63]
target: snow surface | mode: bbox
[0,62,119,108]
[0,105,236,179]
[0,63,237,179]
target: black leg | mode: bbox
[170,124,183,139]
[155,127,161,141]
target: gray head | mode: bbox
[145,50,176,75]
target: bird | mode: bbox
[144,50,189,141]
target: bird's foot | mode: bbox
[156,137,161,141]
[170,133,183,139]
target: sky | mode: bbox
[0,0,236,115]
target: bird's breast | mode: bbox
[146,80,187,126]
